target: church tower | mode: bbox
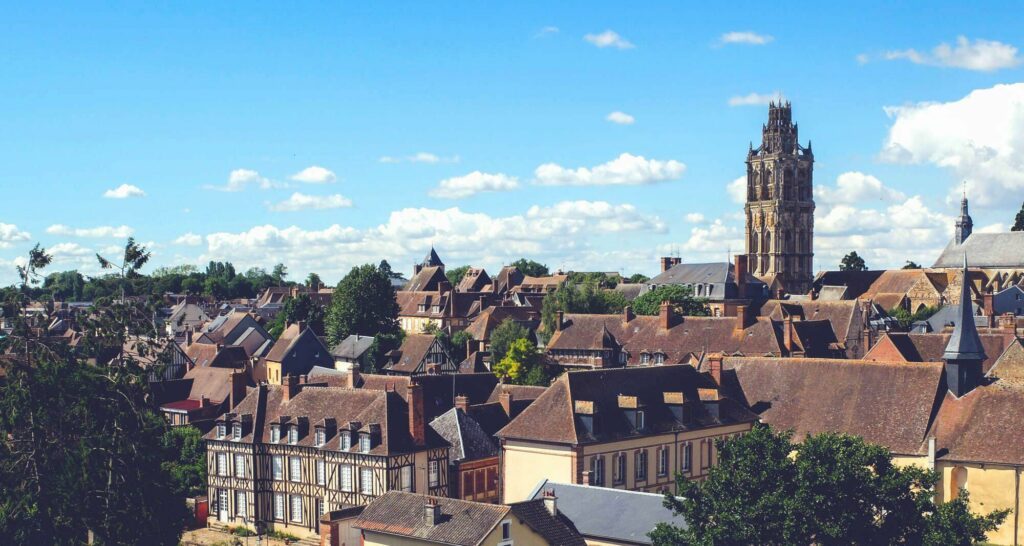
[744,101,815,295]
[954,190,973,245]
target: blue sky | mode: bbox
[2,2,1023,285]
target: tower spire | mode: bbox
[943,253,985,396]
[954,182,973,245]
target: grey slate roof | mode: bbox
[944,257,987,361]
[429,407,498,462]
[933,232,1024,268]
[422,247,445,267]
[528,480,686,545]
[331,334,375,360]
[913,302,987,333]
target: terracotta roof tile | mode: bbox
[354,491,508,546]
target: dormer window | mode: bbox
[216,423,226,439]
[431,305,441,314]
[653,352,666,366]
[232,424,242,441]
[636,410,646,431]
[288,426,298,445]
[341,432,352,450]
[418,304,427,312]
[314,427,325,447]
[640,353,651,366]
[359,433,371,453]
[270,425,281,443]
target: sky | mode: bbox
[2,2,1024,286]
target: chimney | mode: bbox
[984,291,995,328]
[499,390,513,416]
[660,301,675,330]
[861,327,873,357]
[185,327,193,346]
[556,311,564,332]
[660,257,672,272]
[424,498,441,526]
[408,383,425,446]
[290,286,299,298]
[465,337,475,358]
[542,489,558,516]
[734,254,748,300]
[776,288,785,300]
[783,316,794,353]
[284,374,300,402]
[455,395,469,411]
[624,306,635,323]
[581,470,591,486]
[200,396,210,408]
[297,320,307,332]
[347,366,360,389]
[708,353,723,385]
[230,370,247,409]
[734,305,750,332]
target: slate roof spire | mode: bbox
[954,184,973,245]
[943,253,985,396]
[422,246,445,268]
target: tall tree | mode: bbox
[271,263,288,285]
[493,337,546,385]
[306,272,323,289]
[445,265,471,287]
[539,282,627,342]
[1013,201,1024,231]
[489,319,530,364]
[509,258,549,278]
[839,251,868,272]
[325,263,401,346]
[631,285,710,317]
[268,293,326,338]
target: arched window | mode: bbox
[950,466,968,500]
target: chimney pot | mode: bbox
[624,306,634,323]
[424,498,442,526]
[542,489,558,516]
[455,395,469,411]
[499,390,513,416]
[708,353,723,385]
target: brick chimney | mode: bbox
[624,306,635,323]
[346,365,360,389]
[734,254,748,300]
[185,327,193,347]
[556,311,564,332]
[284,374,300,402]
[465,337,475,358]
[708,353,723,385]
[660,301,676,330]
[230,370,248,409]
[542,489,558,516]
[499,390,513,416]
[455,395,469,412]
[734,305,750,333]
[408,383,425,446]
[424,498,441,526]
[984,290,995,327]
[660,257,682,272]
[783,316,794,353]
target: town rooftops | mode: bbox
[930,382,1024,466]
[429,407,498,462]
[331,334,376,360]
[354,492,508,546]
[934,232,1024,268]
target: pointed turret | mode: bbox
[943,254,985,396]
[954,185,973,245]
[422,247,445,268]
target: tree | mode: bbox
[651,425,1007,546]
[493,337,546,385]
[450,329,473,362]
[888,305,941,330]
[325,263,401,347]
[272,263,289,285]
[839,251,868,272]
[631,285,710,317]
[509,258,549,278]
[490,319,530,363]
[1013,201,1024,231]
[306,272,323,289]
[43,270,85,301]
[446,265,471,287]
[903,261,922,269]
[268,293,326,338]
[96,237,152,301]
[627,273,650,284]
[16,244,52,290]
[161,426,207,498]
[539,282,627,342]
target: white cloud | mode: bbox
[430,172,520,199]
[379,152,459,164]
[728,92,783,107]
[0,223,30,249]
[685,213,706,223]
[584,30,634,49]
[815,172,906,205]
[49,242,94,258]
[46,224,134,238]
[103,184,146,199]
[880,83,1024,206]
[880,36,1020,71]
[727,176,747,203]
[269,192,354,212]
[173,233,203,246]
[606,111,635,125]
[290,166,337,184]
[204,169,276,192]
[534,153,685,187]
[719,31,773,46]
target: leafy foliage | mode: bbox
[888,305,941,329]
[305,272,322,289]
[325,263,401,347]
[509,258,549,278]
[449,330,473,362]
[631,285,710,317]
[626,273,650,284]
[490,319,530,363]
[651,425,1007,546]
[839,251,868,272]
[567,271,621,288]
[1013,201,1024,232]
[493,337,547,385]
[539,282,627,342]
[268,293,326,338]
[903,261,922,269]
[445,265,471,287]
[160,426,207,498]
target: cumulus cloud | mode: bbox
[290,166,337,184]
[606,111,635,125]
[379,152,459,164]
[269,193,354,212]
[0,223,30,248]
[728,92,783,107]
[877,36,1020,71]
[103,184,146,199]
[534,153,685,187]
[429,172,520,199]
[173,233,203,246]
[815,172,906,205]
[584,30,634,49]
[880,83,1024,206]
[719,31,773,46]
[46,224,133,238]
[727,176,747,204]
[204,169,276,192]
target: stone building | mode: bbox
[744,101,815,295]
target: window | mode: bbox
[640,353,651,365]
[428,460,440,488]
[681,443,692,472]
[501,520,511,540]
[360,468,373,495]
[417,304,426,312]
[234,454,245,478]
[288,426,298,445]
[359,434,371,453]
[290,495,302,523]
[340,432,351,450]
[216,453,228,476]
[232,424,241,441]
[339,464,353,492]
[705,439,714,467]
[216,423,226,439]
[657,447,669,477]
[316,460,326,485]
[270,425,280,443]
[431,305,441,314]
[315,428,325,447]
[289,457,301,482]
[635,450,648,481]
[613,453,625,484]
[273,492,285,520]
[636,410,646,431]
[317,499,326,518]
[400,465,414,492]
[590,456,604,486]
[653,353,665,365]
[235,490,246,518]
[272,455,283,480]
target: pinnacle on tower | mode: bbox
[942,253,985,396]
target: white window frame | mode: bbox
[232,424,241,441]
[234,453,245,478]
[216,423,226,439]
[290,494,302,523]
[635,450,647,481]
[235,490,246,518]
[273,492,285,520]
[341,432,351,450]
[359,434,371,453]
[501,520,512,540]
[658,447,668,477]
[682,442,692,472]
[360,467,374,495]
[591,456,604,486]
[316,460,326,485]
[289,456,302,482]
[272,455,283,480]
[400,465,413,492]
[339,464,353,492]
[288,426,298,445]
[270,425,280,443]
[428,460,440,488]
[216,452,228,476]
[315,428,325,447]
[636,410,645,431]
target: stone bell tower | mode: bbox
[743,101,815,295]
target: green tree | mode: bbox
[627,273,650,284]
[306,272,323,289]
[490,319,530,363]
[493,337,546,385]
[538,282,627,342]
[325,263,401,347]
[446,265,471,287]
[631,285,710,317]
[888,305,941,330]
[839,251,868,272]
[903,261,922,269]
[271,263,289,285]
[510,258,549,278]
[268,293,326,338]
[43,270,85,301]
[1012,201,1024,231]
[651,425,1007,546]
[450,329,473,362]
[161,426,207,498]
